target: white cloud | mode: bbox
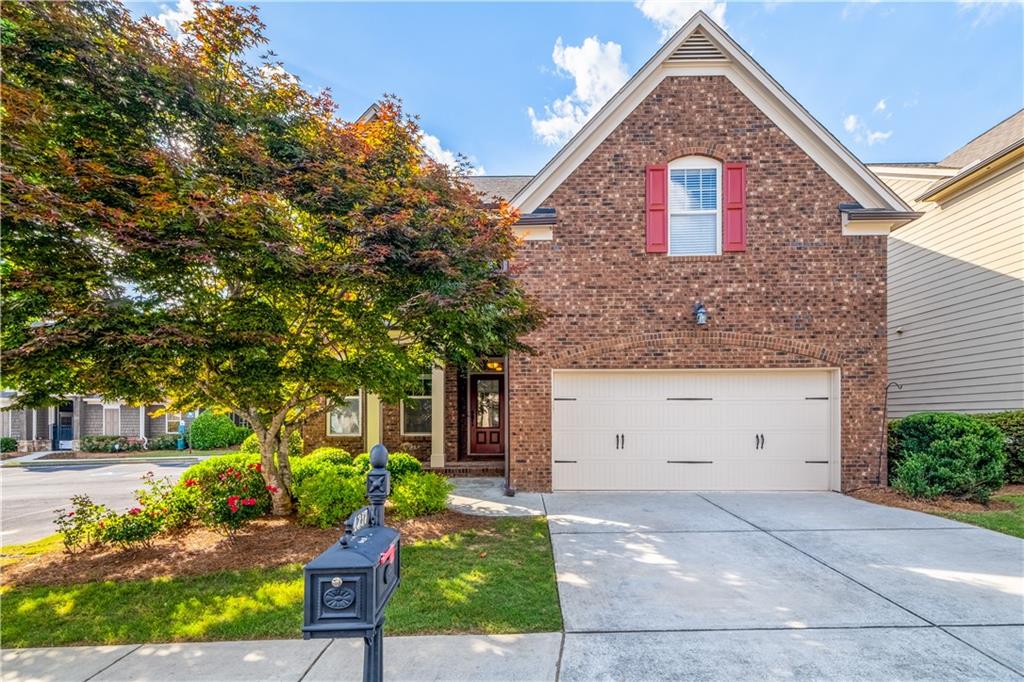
[635,0,727,39]
[957,0,1015,27]
[873,98,887,113]
[842,113,892,146]
[528,36,630,146]
[155,0,195,38]
[421,132,486,176]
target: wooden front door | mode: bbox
[470,375,504,455]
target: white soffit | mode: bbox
[511,12,911,215]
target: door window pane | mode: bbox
[475,379,500,428]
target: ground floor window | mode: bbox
[166,412,183,434]
[328,394,362,437]
[401,376,432,436]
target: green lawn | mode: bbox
[0,517,562,647]
[940,494,1024,539]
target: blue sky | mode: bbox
[134,1,1023,175]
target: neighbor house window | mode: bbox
[328,394,362,437]
[401,376,432,436]
[165,412,183,434]
[668,156,721,256]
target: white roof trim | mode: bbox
[511,11,911,215]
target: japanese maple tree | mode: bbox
[1,1,541,513]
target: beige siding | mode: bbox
[878,162,1024,417]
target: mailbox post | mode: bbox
[303,444,401,682]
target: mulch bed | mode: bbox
[849,485,1019,514]
[2,510,495,588]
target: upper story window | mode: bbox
[668,156,721,256]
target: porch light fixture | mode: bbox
[693,302,708,326]
[485,360,504,373]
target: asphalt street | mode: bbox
[1,461,190,545]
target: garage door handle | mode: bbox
[667,460,713,464]
[554,460,577,464]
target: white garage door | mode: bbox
[551,370,834,491]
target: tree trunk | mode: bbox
[258,429,293,516]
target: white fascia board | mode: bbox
[840,215,898,236]
[512,13,911,215]
[513,226,553,241]
[869,165,959,180]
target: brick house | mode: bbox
[304,13,919,492]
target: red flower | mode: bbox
[266,485,278,494]
[249,462,263,472]
[184,478,198,487]
[241,497,256,506]
[129,507,142,515]
[67,511,75,517]
[227,495,240,513]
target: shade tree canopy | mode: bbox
[1,1,542,512]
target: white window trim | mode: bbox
[667,156,722,257]
[165,412,183,434]
[327,392,363,437]
[400,376,432,437]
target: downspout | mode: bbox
[503,358,514,497]
[878,381,903,485]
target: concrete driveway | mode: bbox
[546,491,1024,681]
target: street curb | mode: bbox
[3,456,204,467]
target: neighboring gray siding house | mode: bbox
[0,392,199,452]
[871,110,1024,417]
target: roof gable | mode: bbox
[511,12,911,214]
[939,109,1024,170]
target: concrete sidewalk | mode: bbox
[0,633,563,682]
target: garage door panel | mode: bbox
[551,370,834,491]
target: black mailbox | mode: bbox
[303,444,401,682]
[303,514,400,638]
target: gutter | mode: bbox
[838,203,923,234]
[917,139,1024,202]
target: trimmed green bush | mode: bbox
[1,436,17,452]
[974,410,1024,483]
[294,464,365,528]
[97,507,163,550]
[352,452,422,481]
[292,447,353,486]
[239,431,302,458]
[889,412,1006,503]
[79,435,144,453]
[146,434,179,450]
[390,472,452,519]
[188,412,241,450]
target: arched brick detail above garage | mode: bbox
[549,331,841,368]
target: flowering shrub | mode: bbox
[80,435,144,453]
[178,453,271,533]
[390,472,452,519]
[136,471,198,531]
[97,506,164,550]
[294,464,365,528]
[351,452,422,482]
[54,494,108,554]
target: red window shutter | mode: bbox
[645,165,668,253]
[723,162,747,252]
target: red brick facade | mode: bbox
[507,75,888,492]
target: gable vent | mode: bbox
[667,29,727,62]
